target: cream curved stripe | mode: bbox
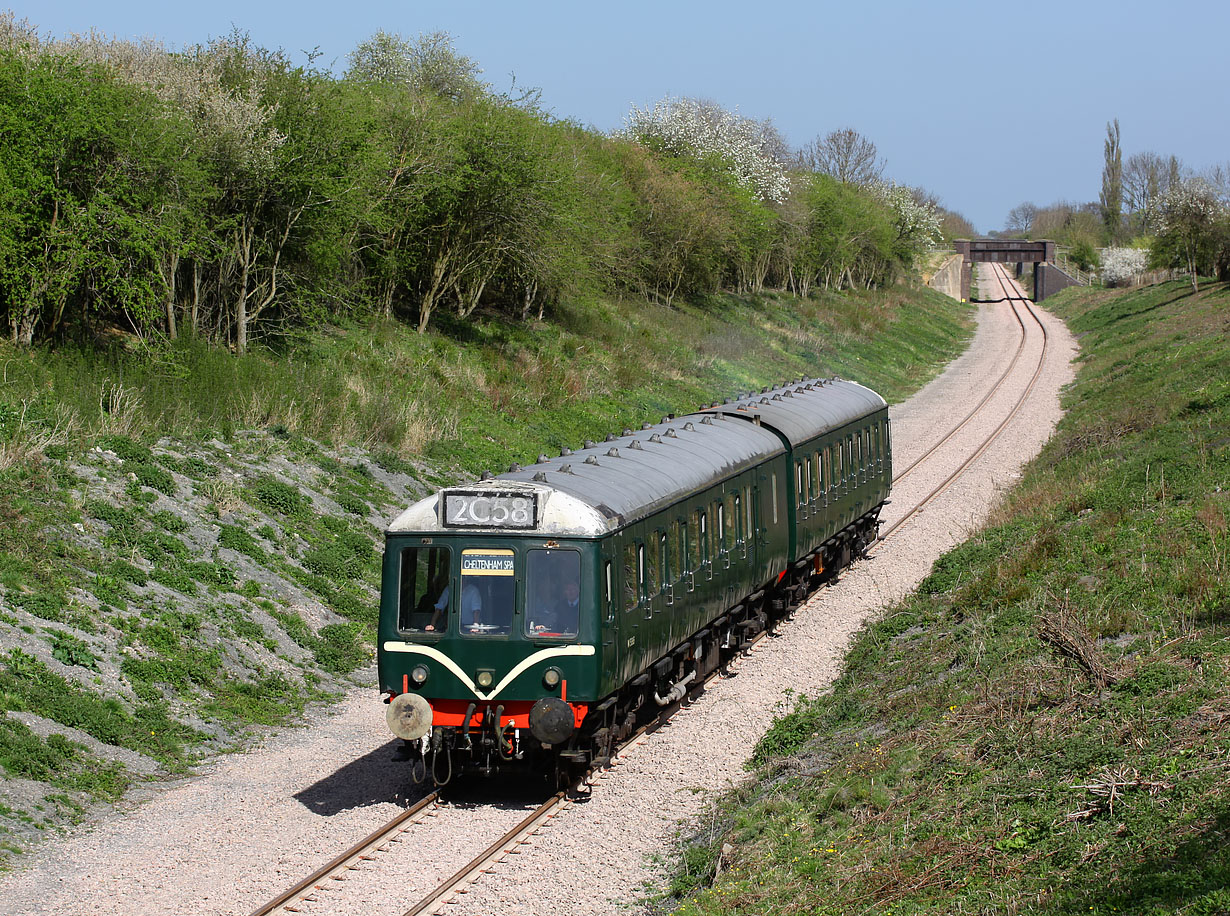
[382,641,596,701]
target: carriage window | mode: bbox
[458,548,515,636]
[652,530,665,594]
[716,504,726,553]
[796,462,805,507]
[812,453,821,502]
[525,548,580,638]
[604,561,613,622]
[771,473,779,524]
[689,510,703,569]
[623,542,638,611]
[724,493,737,550]
[670,521,683,583]
[397,546,452,634]
[744,485,753,541]
[732,493,743,546]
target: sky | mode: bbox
[15,0,1230,233]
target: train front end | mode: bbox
[378,482,607,782]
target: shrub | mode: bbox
[251,477,306,516]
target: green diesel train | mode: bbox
[379,377,891,783]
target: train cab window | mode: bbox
[525,548,580,638]
[623,542,638,612]
[397,545,452,635]
[457,548,515,636]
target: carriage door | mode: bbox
[600,554,621,685]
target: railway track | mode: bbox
[877,262,1048,546]
[891,263,1036,486]
[248,270,1054,915]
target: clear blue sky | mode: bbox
[17,0,1230,233]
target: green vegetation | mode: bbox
[666,279,1230,914]
[0,21,949,356]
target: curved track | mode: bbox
[877,262,1048,544]
[249,269,1056,915]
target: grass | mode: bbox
[0,285,970,478]
[664,279,1230,915]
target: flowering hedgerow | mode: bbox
[619,96,790,203]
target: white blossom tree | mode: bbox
[1148,178,1226,292]
[871,181,942,259]
[618,96,790,203]
[1099,247,1148,286]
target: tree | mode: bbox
[796,128,884,186]
[1100,118,1122,243]
[1123,151,1167,214]
[1003,202,1037,236]
[346,30,486,102]
[619,96,791,203]
[1149,178,1226,292]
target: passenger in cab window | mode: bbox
[426,582,482,631]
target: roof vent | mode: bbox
[537,454,550,463]
[724,397,733,404]
[606,447,620,458]
[630,440,643,450]
[642,423,653,430]
[585,455,600,465]
[761,387,770,394]
[753,413,762,426]
[605,433,616,442]
[760,398,770,405]
[700,416,714,425]
[559,464,573,474]
[509,463,523,472]
[480,470,494,480]
[622,428,633,436]
[560,447,573,456]
[649,434,662,443]
[584,440,596,449]
[665,428,678,438]
[532,472,548,482]
[772,394,782,401]
[683,422,695,431]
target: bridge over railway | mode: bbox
[954,238,1083,301]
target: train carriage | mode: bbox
[378,377,890,783]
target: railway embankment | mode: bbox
[666,279,1230,915]
[0,283,970,864]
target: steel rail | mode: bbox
[401,791,567,916]
[247,790,441,916]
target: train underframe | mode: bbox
[403,508,883,788]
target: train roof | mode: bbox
[386,377,885,538]
[702,377,887,447]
